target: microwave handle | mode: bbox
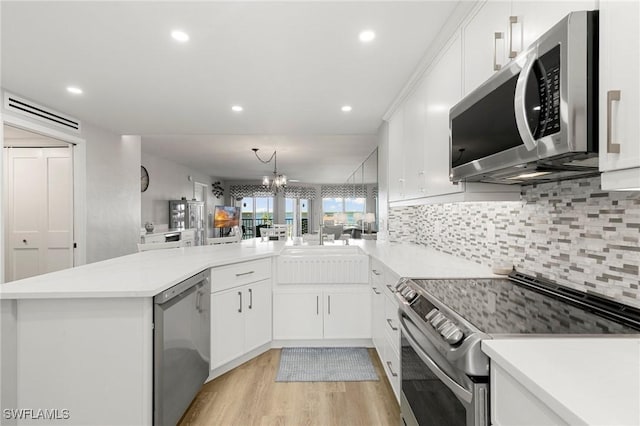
[514,50,538,151]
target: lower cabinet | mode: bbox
[210,279,271,369]
[491,362,568,425]
[370,263,401,402]
[273,286,371,340]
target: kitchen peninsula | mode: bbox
[1,239,638,426]
[0,239,495,425]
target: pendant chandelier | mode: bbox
[252,148,287,194]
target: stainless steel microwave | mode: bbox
[449,10,599,184]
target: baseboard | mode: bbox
[271,338,374,348]
[207,342,271,381]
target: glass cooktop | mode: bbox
[410,273,640,335]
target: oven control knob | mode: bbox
[401,288,413,298]
[405,290,418,302]
[431,314,448,329]
[437,320,453,333]
[443,327,464,345]
[425,309,439,321]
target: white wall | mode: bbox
[85,129,141,263]
[140,151,223,233]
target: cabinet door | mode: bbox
[244,280,272,352]
[371,285,386,352]
[423,34,465,198]
[511,1,597,55]
[463,1,511,95]
[599,0,640,185]
[402,78,427,199]
[210,288,245,369]
[272,291,323,339]
[324,289,371,339]
[387,108,405,201]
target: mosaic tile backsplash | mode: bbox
[388,176,640,308]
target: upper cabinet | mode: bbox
[462,1,511,95]
[462,0,597,95]
[599,0,640,190]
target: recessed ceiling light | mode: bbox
[359,30,376,43]
[341,105,352,112]
[171,30,189,42]
[66,86,83,95]
[231,105,244,112]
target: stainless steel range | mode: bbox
[395,272,640,426]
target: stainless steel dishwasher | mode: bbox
[154,270,210,426]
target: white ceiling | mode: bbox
[1,1,459,183]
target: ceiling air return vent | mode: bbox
[3,93,81,133]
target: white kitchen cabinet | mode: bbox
[273,286,371,340]
[273,291,323,339]
[511,1,597,54]
[211,279,271,369]
[491,362,568,426]
[463,1,596,96]
[423,33,465,198]
[211,286,246,368]
[324,290,371,339]
[599,0,640,190]
[388,107,405,201]
[462,0,511,95]
[401,77,428,199]
[371,260,386,351]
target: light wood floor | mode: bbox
[179,348,400,426]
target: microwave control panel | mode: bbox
[536,45,561,138]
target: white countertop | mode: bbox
[0,239,500,299]
[482,337,640,426]
[361,240,500,279]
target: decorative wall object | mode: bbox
[211,181,224,198]
[388,176,640,308]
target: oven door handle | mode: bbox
[399,314,473,404]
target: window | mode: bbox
[322,197,365,225]
[240,196,273,239]
[286,198,309,236]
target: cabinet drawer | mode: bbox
[211,258,271,292]
[383,269,400,299]
[382,333,401,402]
[142,234,165,244]
[370,258,385,285]
[384,294,400,353]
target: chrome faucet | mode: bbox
[318,225,324,245]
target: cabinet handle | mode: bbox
[386,284,395,293]
[607,90,621,154]
[387,318,398,331]
[372,287,381,295]
[372,269,382,276]
[493,32,504,71]
[508,16,519,59]
[238,291,242,313]
[316,295,319,315]
[248,288,253,309]
[328,295,331,315]
[235,270,255,277]
[386,361,398,377]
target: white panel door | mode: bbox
[387,108,405,201]
[511,1,598,55]
[272,291,323,340]
[244,280,271,352]
[44,148,73,273]
[323,289,371,339]
[4,146,73,281]
[424,34,465,198]
[210,288,245,369]
[463,1,511,95]
[599,0,640,181]
[402,78,427,199]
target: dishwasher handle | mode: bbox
[154,271,208,305]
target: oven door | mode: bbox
[399,313,488,426]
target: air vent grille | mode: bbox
[3,93,81,133]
